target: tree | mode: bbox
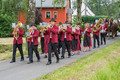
[77,0,82,24]
[35,9,43,25]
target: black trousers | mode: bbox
[79,35,82,43]
[29,42,40,62]
[101,33,106,45]
[27,42,30,57]
[41,37,44,53]
[93,34,100,47]
[62,38,71,57]
[48,39,59,62]
[72,38,78,51]
[12,42,24,61]
[58,39,62,54]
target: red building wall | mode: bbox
[38,8,67,24]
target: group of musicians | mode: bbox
[10,18,108,65]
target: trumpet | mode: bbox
[13,21,22,39]
[40,23,51,36]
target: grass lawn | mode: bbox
[36,40,120,80]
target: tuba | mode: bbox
[93,18,103,32]
[13,21,22,39]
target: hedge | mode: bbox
[73,15,106,25]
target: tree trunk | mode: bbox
[26,0,36,25]
[77,0,82,24]
[25,0,36,50]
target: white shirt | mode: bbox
[32,30,34,42]
[50,26,53,38]
[64,32,66,38]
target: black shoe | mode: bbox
[46,61,51,65]
[37,59,40,62]
[26,56,29,58]
[61,56,64,59]
[20,59,24,61]
[68,56,71,58]
[10,60,15,63]
[101,43,103,45]
[97,46,100,48]
[44,55,47,58]
[93,47,96,49]
[52,54,54,57]
[27,61,33,64]
[56,60,59,63]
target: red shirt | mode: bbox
[11,27,24,44]
[91,24,101,35]
[60,26,72,41]
[83,27,91,37]
[79,27,82,35]
[29,29,39,45]
[45,25,58,43]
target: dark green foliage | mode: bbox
[73,15,105,29]
[73,15,105,24]
[0,11,17,37]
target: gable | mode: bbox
[36,0,68,8]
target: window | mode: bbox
[46,12,51,19]
[54,12,57,19]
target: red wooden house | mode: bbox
[18,0,72,24]
[36,0,72,24]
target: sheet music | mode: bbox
[12,23,16,28]
[27,25,30,29]
[72,27,76,32]
[63,24,67,28]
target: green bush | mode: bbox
[0,12,17,37]
[73,15,106,25]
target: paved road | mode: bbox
[0,36,120,80]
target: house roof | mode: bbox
[36,0,68,8]
[72,2,95,16]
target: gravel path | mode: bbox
[0,35,119,80]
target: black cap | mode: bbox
[77,23,81,25]
[65,21,68,24]
[59,22,63,25]
[31,23,37,27]
[70,23,72,25]
[50,18,56,22]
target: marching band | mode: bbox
[10,18,109,65]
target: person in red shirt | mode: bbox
[10,22,24,63]
[27,24,40,64]
[100,20,108,45]
[58,22,63,54]
[83,23,92,52]
[60,21,72,59]
[91,22,101,49]
[71,25,81,55]
[77,23,82,43]
[46,18,59,65]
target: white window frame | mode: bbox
[45,11,51,19]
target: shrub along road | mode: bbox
[0,36,120,80]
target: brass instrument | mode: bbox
[26,27,33,39]
[93,18,103,32]
[61,24,67,31]
[61,27,66,32]
[40,23,51,36]
[13,21,22,39]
